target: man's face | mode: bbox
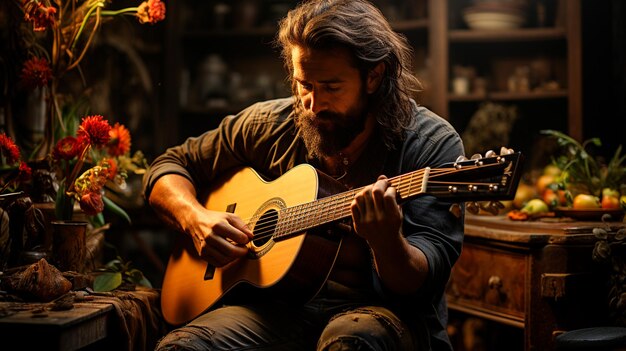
[292,45,369,158]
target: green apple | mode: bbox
[602,188,620,199]
[521,199,549,215]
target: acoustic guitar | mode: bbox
[161,149,523,325]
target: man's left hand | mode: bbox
[350,175,403,244]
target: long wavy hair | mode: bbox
[276,0,422,149]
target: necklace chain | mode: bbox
[334,153,349,180]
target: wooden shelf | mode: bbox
[449,27,567,43]
[448,90,568,102]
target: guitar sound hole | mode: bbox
[252,209,278,247]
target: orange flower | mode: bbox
[77,115,112,147]
[137,0,166,24]
[22,0,57,32]
[20,57,53,89]
[0,133,21,164]
[52,136,82,160]
[108,123,131,156]
[102,158,118,180]
[79,191,104,215]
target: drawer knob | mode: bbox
[488,275,503,290]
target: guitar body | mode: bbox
[161,165,346,325]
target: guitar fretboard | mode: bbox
[273,168,431,239]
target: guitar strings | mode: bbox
[247,170,498,240]
[240,167,462,242]
[244,167,500,242]
[243,160,509,242]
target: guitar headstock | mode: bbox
[424,147,524,204]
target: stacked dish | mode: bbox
[463,1,527,30]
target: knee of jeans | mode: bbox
[155,326,215,351]
[318,310,402,351]
[319,336,376,351]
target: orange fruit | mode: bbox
[572,194,601,209]
[601,195,620,209]
[536,174,555,195]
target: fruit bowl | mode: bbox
[554,207,625,221]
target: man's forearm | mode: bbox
[369,232,429,295]
[148,174,202,234]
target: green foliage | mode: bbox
[93,257,152,292]
[103,195,131,225]
[541,130,626,196]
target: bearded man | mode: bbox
[143,0,465,349]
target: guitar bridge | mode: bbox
[204,265,215,280]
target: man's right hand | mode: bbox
[148,174,254,267]
[187,209,254,267]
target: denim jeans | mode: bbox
[155,281,428,350]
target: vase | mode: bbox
[10,86,49,160]
[51,220,88,273]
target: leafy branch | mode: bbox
[541,130,626,196]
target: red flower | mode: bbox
[52,136,83,160]
[108,123,132,156]
[77,115,112,147]
[79,191,104,216]
[19,57,53,90]
[22,0,57,32]
[0,133,21,164]
[18,161,32,182]
[137,0,166,24]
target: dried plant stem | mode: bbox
[67,5,102,71]
[66,144,91,195]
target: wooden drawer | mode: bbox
[446,242,527,324]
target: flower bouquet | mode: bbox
[11,0,166,159]
[51,114,147,226]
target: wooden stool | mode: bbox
[555,327,626,350]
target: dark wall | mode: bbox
[582,0,626,157]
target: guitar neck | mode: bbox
[271,154,519,240]
[272,168,428,239]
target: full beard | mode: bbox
[295,98,369,159]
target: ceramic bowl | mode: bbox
[463,10,525,30]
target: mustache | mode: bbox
[301,110,341,122]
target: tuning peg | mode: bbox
[454,155,468,169]
[466,201,479,215]
[500,147,514,155]
[492,201,505,209]
[478,201,502,215]
[485,150,496,158]
[470,154,482,160]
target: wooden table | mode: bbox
[446,214,625,350]
[0,286,166,351]
[0,300,113,350]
